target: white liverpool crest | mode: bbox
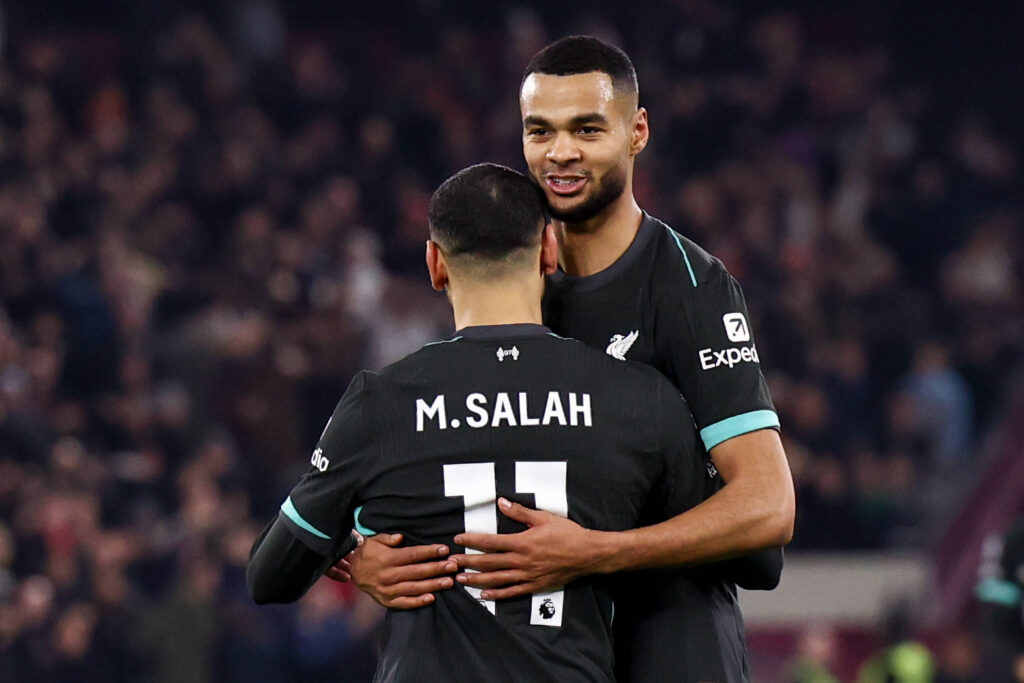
[605,331,639,361]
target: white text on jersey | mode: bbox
[416,392,592,431]
[699,344,760,370]
[310,447,329,472]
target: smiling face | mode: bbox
[520,71,647,226]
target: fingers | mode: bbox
[380,576,455,602]
[496,497,551,526]
[449,552,519,572]
[454,533,516,553]
[379,559,458,585]
[324,566,351,583]
[386,593,438,610]
[366,532,403,548]
[389,544,450,565]
[455,569,523,589]
[362,538,450,566]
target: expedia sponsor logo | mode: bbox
[722,313,750,342]
[699,344,760,370]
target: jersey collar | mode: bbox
[547,212,658,292]
[451,323,552,340]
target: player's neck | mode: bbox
[555,195,643,277]
[448,277,545,331]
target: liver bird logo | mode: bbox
[605,330,639,360]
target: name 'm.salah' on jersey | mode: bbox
[543,213,781,683]
[277,324,704,683]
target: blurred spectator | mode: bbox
[857,604,935,683]
[784,622,840,683]
[901,341,974,467]
[934,631,985,683]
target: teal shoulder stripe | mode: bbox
[700,410,780,451]
[666,228,698,288]
[353,506,377,537]
[281,496,330,539]
[976,578,1022,607]
[423,336,463,347]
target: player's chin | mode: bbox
[545,194,588,217]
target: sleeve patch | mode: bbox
[700,410,780,451]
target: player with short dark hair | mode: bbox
[523,35,638,101]
[341,36,795,682]
[246,163,710,682]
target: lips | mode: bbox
[544,174,588,196]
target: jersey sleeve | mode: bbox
[278,371,377,556]
[657,259,779,452]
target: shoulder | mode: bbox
[645,215,732,290]
[375,337,462,382]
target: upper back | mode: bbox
[358,324,693,544]
[350,324,700,683]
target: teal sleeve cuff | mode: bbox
[700,410,780,451]
[353,506,377,537]
[976,578,1022,607]
[281,496,331,540]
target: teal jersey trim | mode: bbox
[281,496,330,540]
[423,336,463,347]
[666,228,698,288]
[976,578,1022,607]
[700,409,780,451]
[353,506,377,537]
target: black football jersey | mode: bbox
[544,213,781,682]
[278,324,705,683]
[543,213,778,448]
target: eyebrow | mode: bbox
[522,113,610,128]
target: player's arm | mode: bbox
[448,440,790,598]
[586,427,792,573]
[247,372,380,605]
[669,262,793,580]
[453,262,794,595]
[248,518,350,604]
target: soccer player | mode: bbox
[977,517,1024,682]
[247,163,711,682]
[340,37,795,682]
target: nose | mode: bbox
[546,132,581,165]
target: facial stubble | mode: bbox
[542,164,627,229]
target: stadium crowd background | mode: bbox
[0,1,1021,680]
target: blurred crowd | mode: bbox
[0,1,1021,680]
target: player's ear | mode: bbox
[630,107,649,156]
[425,240,449,291]
[540,224,558,276]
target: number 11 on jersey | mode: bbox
[444,461,567,627]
